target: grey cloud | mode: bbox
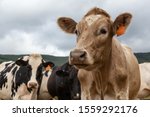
[0,0,149,56]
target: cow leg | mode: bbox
[114,75,129,100]
[80,81,101,100]
[79,76,92,100]
[116,90,128,100]
[81,88,91,100]
[78,70,93,100]
[90,81,102,99]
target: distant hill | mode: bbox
[135,52,150,63]
[0,53,149,66]
[0,54,68,66]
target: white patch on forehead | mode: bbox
[85,15,102,26]
[28,54,42,66]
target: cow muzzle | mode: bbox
[27,82,38,89]
[70,49,87,65]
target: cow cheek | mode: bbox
[85,46,103,65]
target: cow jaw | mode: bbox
[69,56,102,71]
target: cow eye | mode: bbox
[100,28,107,34]
[96,27,108,35]
[75,30,80,36]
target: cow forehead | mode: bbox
[28,54,42,65]
[84,14,104,26]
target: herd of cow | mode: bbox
[0,7,150,100]
[0,54,80,100]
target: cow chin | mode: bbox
[69,60,96,71]
[74,64,89,69]
[69,58,103,71]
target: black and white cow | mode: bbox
[0,54,54,100]
[47,62,81,100]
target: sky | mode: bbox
[0,0,149,56]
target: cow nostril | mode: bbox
[80,51,86,58]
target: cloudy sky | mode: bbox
[0,0,149,56]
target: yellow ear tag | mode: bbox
[45,65,51,72]
[116,25,126,36]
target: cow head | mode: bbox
[55,62,80,99]
[15,54,55,91]
[56,62,72,77]
[57,7,132,70]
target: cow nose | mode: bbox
[28,82,38,89]
[70,50,86,63]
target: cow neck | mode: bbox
[94,44,112,100]
[94,62,111,100]
[94,70,104,100]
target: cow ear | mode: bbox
[113,13,132,36]
[43,61,55,68]
[15,60,28,66]
[57,17,77,34]
[56,70,69,77]
[43,61,55,72]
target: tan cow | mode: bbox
[57,7,140,100]
[138,63,150,99]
